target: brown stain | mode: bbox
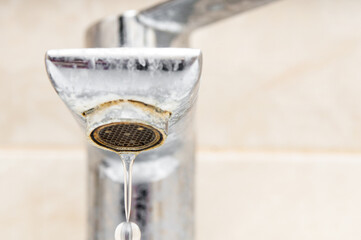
[127,99,172,118]
[81,99,125,117]
[82,99,171,118]
[82,99,171,153]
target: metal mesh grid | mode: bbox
[90,122,163,152]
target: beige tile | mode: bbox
[0,149,86,240]
[192,0,361,151]
[196,151,361,239]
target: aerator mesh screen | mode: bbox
[90,122,163,152]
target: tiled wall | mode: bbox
[1,0,361,151]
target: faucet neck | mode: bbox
[86,10,188,48]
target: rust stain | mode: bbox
[127,99,172,118]
[82,99,171,118]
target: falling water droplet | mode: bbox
[118,153,137,222]
[115,222,141,240]
[114,153,141,240]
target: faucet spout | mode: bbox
[45,48,202,240]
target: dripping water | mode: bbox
[114,153,141,240]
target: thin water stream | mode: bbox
[114,153,141,240]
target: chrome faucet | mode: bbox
[45,0,277,240]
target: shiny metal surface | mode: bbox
[45,48,201,240]
[46,0,278,240]
[86,0,277,47]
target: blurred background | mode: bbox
[1,0,361,239]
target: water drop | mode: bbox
[118,153,137,222]
[115,222,141,240]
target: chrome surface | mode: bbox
[86,0,277,47]
[45,48,201,240]
[46,0,278,240]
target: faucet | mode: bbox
[45,0,277,240]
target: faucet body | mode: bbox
[81,49,200,240]
[46,1,277,240]
[85,10,203,240]
[45,47,201,240]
